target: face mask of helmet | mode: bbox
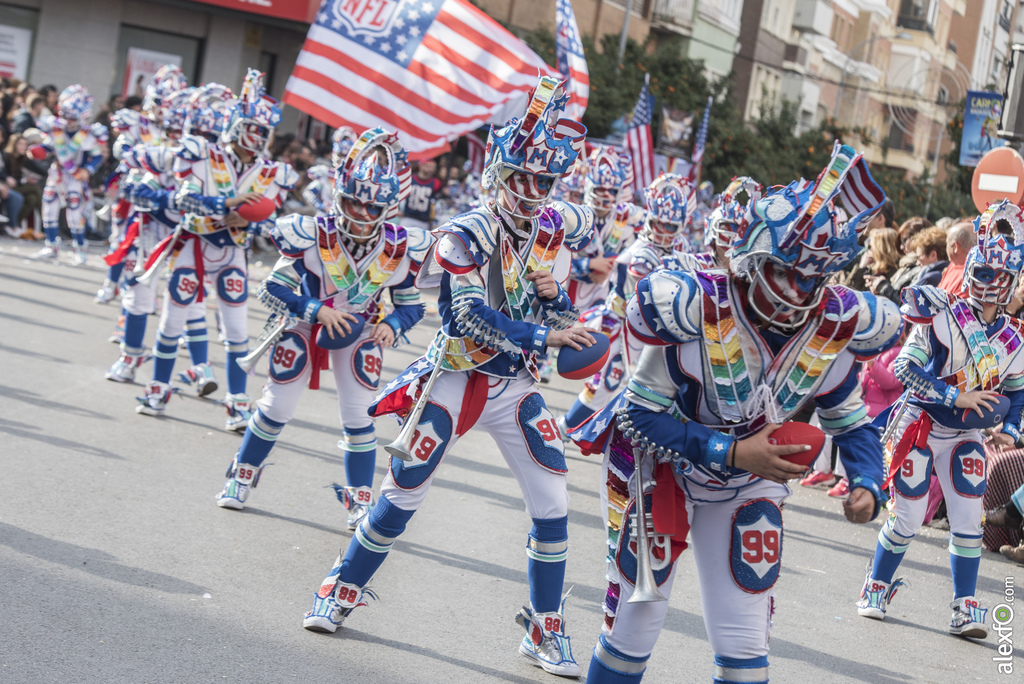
[747,258,824,333]
[965,261,1017,306]
[496,169,557,221]
[584,185,618,214]
[646,218,681,248]
[232,121,271,155]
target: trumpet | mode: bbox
[136,223,182,288]
[627,443,668,604]
[384,359,444,462]
[237,316,289,374]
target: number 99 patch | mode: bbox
[168,268,200,306]
[730,498,783,594]
[516,392,566,474]
[268,331,308,384]
[217,267,248,306]
[351,339,383,389]
[951,441,987,498]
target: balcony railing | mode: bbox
[651,0,696,30]
[897,15,935,35]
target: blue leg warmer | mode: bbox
[527,516,568,613]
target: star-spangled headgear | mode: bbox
[640,173,690,248]
[331,126,357,168]
[110,108,140,135]
[333,126,411,240]
[143,65,188,123]
[482,75,587,223]
[963,200,1024,307]
[704,176,761,250]
[729,141,885,332]
[164,87,195,137]
[57,84,93,122]
[187,83,236,139]
[553,158,586,203]
[584,145,634,212]
[222,68,281,154]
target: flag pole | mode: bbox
[617,0,635,67]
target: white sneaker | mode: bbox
[303,560,376,633]
[105,353,147,383]
[222,393,252,432]
[516,602,581,677]
[179,363,218,397]
[36,242,59,259]
[856,575,907,620]
[949,596,988,639]
[95,279,118,304]
[136,381,173,416]
[215,460,263,510]
[71,244,88,266]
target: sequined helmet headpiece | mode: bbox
[705,176,761,252]
[963,200,1024,307]
[332,127,411,240]
[640,174,690,248]
[143,65,188,124]
[187,83,236,140]
[331,126,357,168]
[583,145,634,213]
[58,85,93,124]
[729,141,885,333]
[222,68,281,154]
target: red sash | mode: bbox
[884,411,932,491]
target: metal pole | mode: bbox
[617,0,635,66]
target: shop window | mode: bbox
[112,25,203,99]
[0,4,39,81]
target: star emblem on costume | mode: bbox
[413,358,431,371]
[714,442,725,452]
[794,242,842,278]
[552,147,568,167]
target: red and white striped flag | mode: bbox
[624,74,655,192]
[284,0,557,160]
[555,0,589,121]
[465,131,485,175]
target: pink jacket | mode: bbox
[859,346,904,418]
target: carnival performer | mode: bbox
[558,174,686,435]
[669,176,762,273]
[216,127,431,533]
[136,69,297,431]
[35,85,108,264]
[96,65,187,304]
[572,142,901,683]
[103,84,201,384]
[856,200,1024,640]
[302,78,594,678]
[565,146,636,310]
[302,126,355,216]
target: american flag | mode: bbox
[283,0,557,159]
[555,0,589,121]
[685,96,712,219]
[624,74,655,192]
[465,131,485,175]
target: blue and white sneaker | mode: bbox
[329,483,375,531]
[856,575,907,620]
[179,362,218,397]
[516,601,581,677]
[949,596,988,639]
[221,393,252,433]
[105,352,148,383]
[303,558,377,633]
[135,381,173,416]
[215,460,264,510]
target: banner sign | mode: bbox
[960,90,1007,167]
[123,48,182,98]
[0,25,32,81]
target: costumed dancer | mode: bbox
[96,65,187,304]
[302,77,594,678]
[302,126,355,216]
[401,157,444,230]
[572,142,902,683]
[35,85,108,264]
[103,85,201,385]
[668,176,762,273]
[856,200,1024,640]
[136,69,297,431]
[558,174,686,435]
[216,127,431,533]
[565,146,636,311]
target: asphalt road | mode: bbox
[0,238,1020,684]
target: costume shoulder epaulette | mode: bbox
[434,208,499,274]
[627,239,663,276]
[900,284,951,324]
[90,122,109,142]
[176,136,208,162]
[307,164,333,182]
[36,115,56,134]
[843,287,905,357]
[271,214,317,257]
[547,200,594,252]
[617,202,647,231]
[626,268,703,345]
[274,161,299,190]
[404,226,434,265]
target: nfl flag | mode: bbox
[284,0,557,159]
[555,0,589,121]
[624,74,656,192]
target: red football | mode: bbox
[28,144,48,160]
[557,332,610,380]
[767,422,826,468]
[236,196,276,223]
